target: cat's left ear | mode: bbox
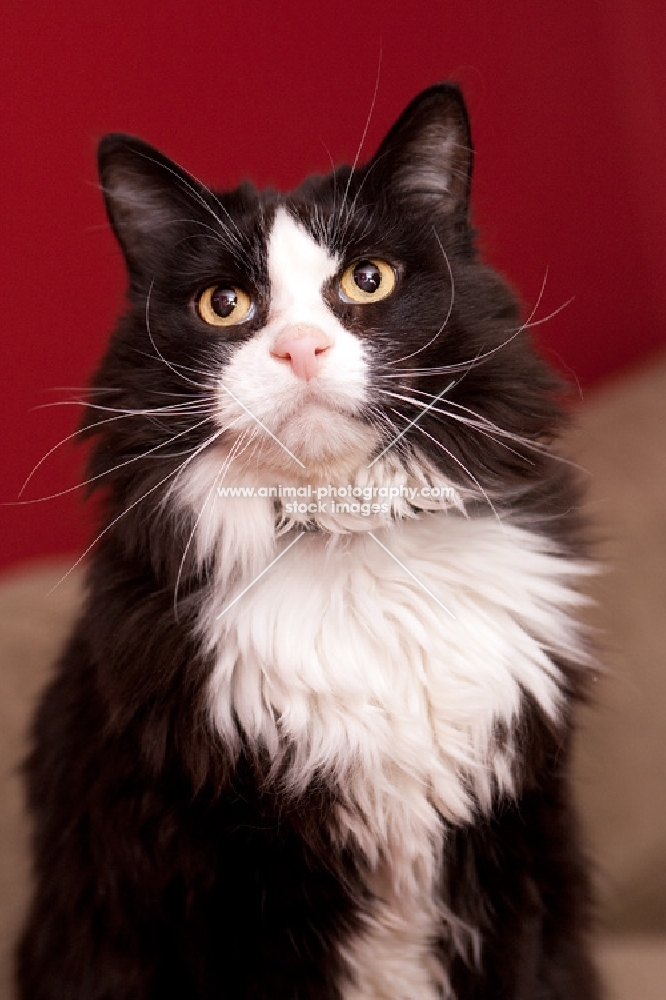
[98,133,207,279]
[368,84,472,224]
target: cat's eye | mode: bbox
[339,259,396,304]
[197,284,253,327]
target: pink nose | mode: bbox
[271,325,333,381]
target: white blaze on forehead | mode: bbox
[267,206,340,327]
[208,202,376,473]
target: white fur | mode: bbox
[177,209,592,998]
[200,515,588,821]
[192,504,589,998]
[214,207,378,474]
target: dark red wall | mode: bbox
[3,1,666,571]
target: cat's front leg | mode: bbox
[445,774,601,1000]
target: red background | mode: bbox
[2,1,666,572]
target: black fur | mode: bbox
[18,84,600,998]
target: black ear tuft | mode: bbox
[98,134,204,276]
[369,84,473,223]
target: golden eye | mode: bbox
[339,259,396,304]
[197,284,253,327]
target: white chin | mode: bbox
[269,408,379,472]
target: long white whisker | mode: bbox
[19,398,217,497]
[382,387,540,450]
[377,269,571,381]
[366,403,404,444]
[367,380,456,468]
[380,390,535,465]
[393,414,503,524]
[13,415,214,505]
[48,425,226,594]
[19,412,129,498]
[158,413,248,512]
[385,386,585,473]
[387,230,455,367]
[172,428,256,619]
[130,348,221,384]
[33,398,217,416]
[145,279,212,390]
[337,147,394,243]
[336,46,382,238]
[318,140,339,240]
[412,423,503,524]
[521,298,575,331]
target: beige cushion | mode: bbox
[0,564,82,999]
[570,357,666,936]
[595,936,666,1000]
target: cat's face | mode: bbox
[91,85,562,548]
[201,204,383,474]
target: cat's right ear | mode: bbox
[367,84,473,227]
[98,134,203,278]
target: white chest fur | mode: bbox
[197,509,589,997]
[202,513,586,818]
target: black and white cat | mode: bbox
[18,84,601,998]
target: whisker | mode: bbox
[45,385,213,400]
[365,403,405,453]
[172,427,256,619]
[377,268,571,381]
[380,390,535,465]
[19,397,218,498]
[13,415,214,505]
[217,382,306,470]
[158,413,250,511]
[428,396,545,447]
[441,397,585,471]
[383,387,586,476]
[45,386,126,394]
[387,408,503,524]
[318,140,339,241]
[387,229,455,367]
[383,387,541,449]
[171,230,244,255]
[33,398,217,416]
[521,297,575,332]
[335,46,382,240]
[19,411,145,498]
[48,424,226,594]
[145,279,212,391]
[335,148,393,246]
[368,380,456,468]
[130,348,221,384]
[412,423,503,525]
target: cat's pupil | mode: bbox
[211,286,238,318]
[354,261,381,294]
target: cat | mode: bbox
[17,83,601,999]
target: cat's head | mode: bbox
[90,84,566,558]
